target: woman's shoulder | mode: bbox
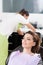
[10,50,20,56]
[9,50,20,59]
[34,53,42,65]
[8,51,20,65]
[35,53,41,58]
[34,53,42,61]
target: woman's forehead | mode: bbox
[24,33,33,38]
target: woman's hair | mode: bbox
[23,31,41,53]
[19,9,29,16]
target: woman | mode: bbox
[8,31,42,65]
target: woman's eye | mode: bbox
[27,39,30,40]
[22,38,30,40]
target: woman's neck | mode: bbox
[23,48,34,56]
[22,48,34,55]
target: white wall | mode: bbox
[28,13,43,27]
[0,13,43,26]
[0,0,3,12]
[0,13,43,36]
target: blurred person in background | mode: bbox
[17,9,36,35]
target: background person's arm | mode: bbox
[17,23,36,35]
[17,29,24,35]
[25,23,36,32]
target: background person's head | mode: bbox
[19,9,29,19]
[22,31,41,53]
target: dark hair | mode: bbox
[19,9,29,16]
[23,31,41,53]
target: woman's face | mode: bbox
[22,33,35,49]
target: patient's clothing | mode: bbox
[8,51,42,65]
